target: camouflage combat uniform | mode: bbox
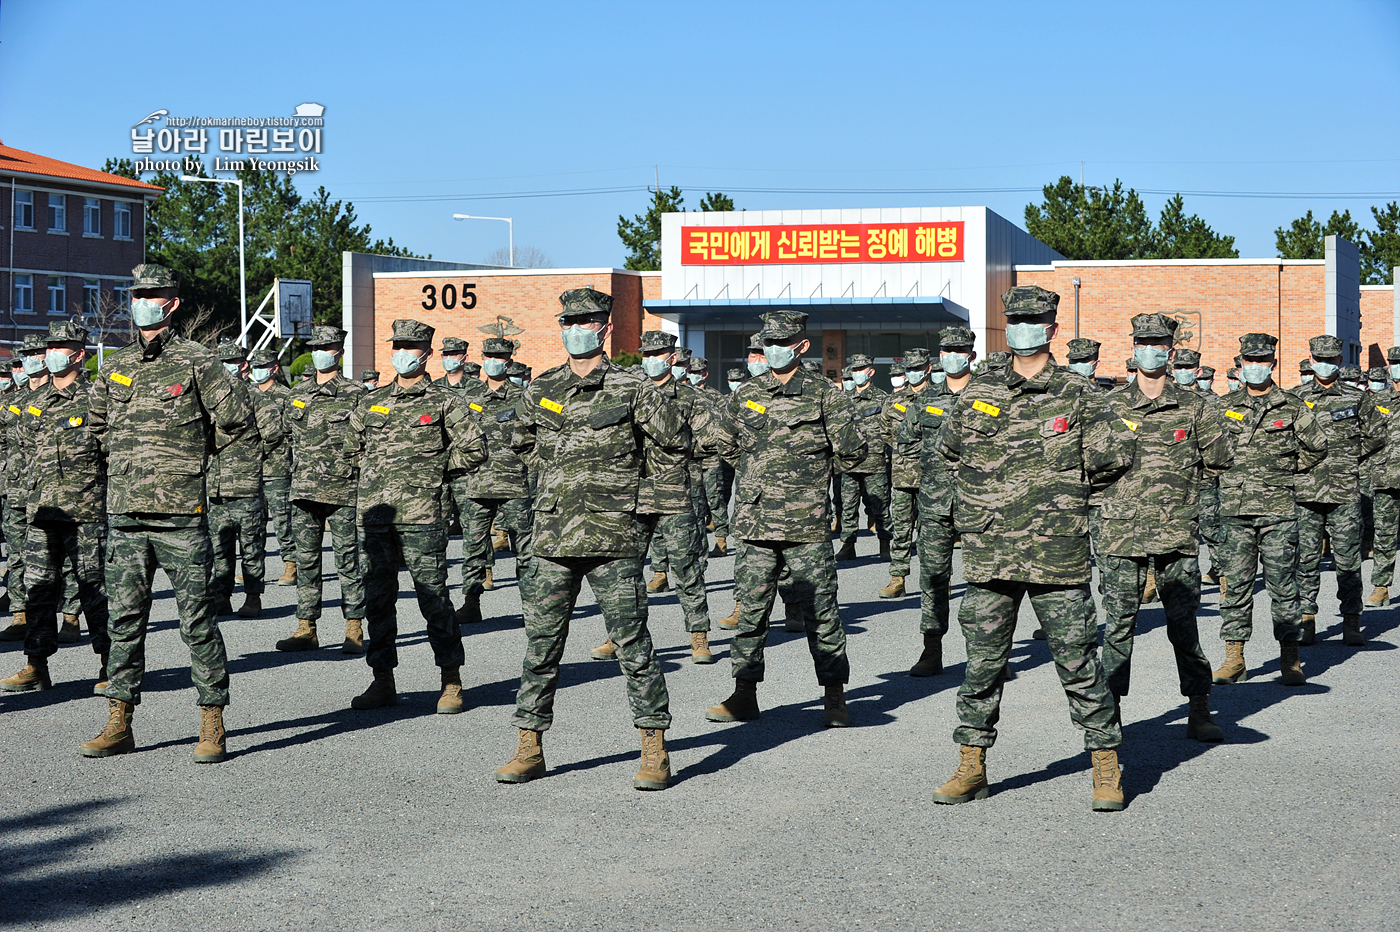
[1097,318,1229,698]
[510,290,680,732]
[1216,339,1327,646]
[935,288,1133,752]
[647,347,705,579]
[693,358,732,543]
[885,348,935,581]
[1368,349,1400,595]
[1291,335,1381,622]
[90,299,254,708]
[350,320,487,673]
[838,353,892,547]
[287,326,367,629]
[2,337,52,621]
[718,314,865,687]
[249,349,294,568]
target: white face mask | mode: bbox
[1227,379,1241,391]
[1370,381,1387,392]
[890,376,905,389]
[727,381,741,392]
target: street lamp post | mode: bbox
[453,213,513,267]
[181,174,246,341]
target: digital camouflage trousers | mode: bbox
[1099,549,1212,697]
[703,462,733,538]
[916,510,956,637]
[731,539,849,686]
[888,486,918,576]
[1218,514,1302,643]
[23,518,109,659]
[639,509,711,632]
[209,493,266,598]
[263,477,294,561]
[1296,499,1362,616]
[839,470,891,543]
[1371,487,1400,589]
[292,499,366,623]
[362,522,462,670]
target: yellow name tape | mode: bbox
[27,406,41,417]
[1121,418,1138,431]
[1225,410,1245,421]
[109,372,132,386]
[892,403,907,413]
[1379,406,1392,415]
[370,405,391,414]
[469,402,483,412]
[744,399,767,414]
[926,405,945,416]
[539,398,564,414]
[7,405,19,415]
[292,399,307,409]
[972,400,1001,417]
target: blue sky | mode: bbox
[4,0,1397,266]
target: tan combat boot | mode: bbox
[1212,640,1248,684]
[909,632,943,677]
[237,593,261,619]
[690,631,714,664]
[590,637,617,661]
[437,666,464,714]
[276,561,298,586]
[1299,613,1316,645]
[879,576,906,599]
[1218,576,1227,599]
[834,538,858,561]
[0,611,28,642]
[1279,641,1306,686]
[633,728,670,790]
[1186,695,1224,742]
[1342,613,1365,646]
[705,678,760,722]
[646,572,670,594]
[1202,568,1220,585]
[784,601,805,633]
[80,699,134,758]
[482,568,496,592]
[58,613,81,643]
[93,653,109,696]
[717,602,741,630]
[824,683,849,728]
[496,729,545,783]
[712,536,728,557]
[1091,749,1125,811]
[351,669,397,709]
[342,619,366,654]
[275,619,319,652]
[193,706,228,763]
[1141,569,1158,604]
[932,745,988,804]
[0,657,51,692]
[492,528,510,552]
[1364,586,1389,608]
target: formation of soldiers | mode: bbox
[0,264,1386,810]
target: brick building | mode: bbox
[1,141,163,349]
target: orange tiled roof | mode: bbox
[0,140,164,194]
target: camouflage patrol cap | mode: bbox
[247,348,278,368]
[1238,333,1279,357]
[306,324,347,347]
[801,359,823,374]
[1388,346,1400,363]
[1129,313,1178,340]
[46,320,89,345]
[1199,365,1216,379]
[928,357,944,373]
[889,362,906,376]
[482,336,514,355]
[1234,355,1242,367]
[20,333,47,352]
[215,339,246,363]
[462,361,481,377]
[1308,335,1343,357]
[558,287,612,320]
[639,330,678,352]
[1066,338,1102,361]
[1000,285,1059,318]
[687,356,708,373]
[848,353,875,368]
[1340,364,1363,381]
[505,361,528,377]
[1368,366,1388,381]
[937,326,976,349]
[440,336,469,354]
[358,368,379,380]
[726,367,745,382]
[841,365,853,379]
[1125,357,1138,372]
[748,332,765,352]
[902,347,932,369]
[1174,349,1201,368]
[1299,358,1313,373]
[759,310,808,341]
[674,346,693,364]
[1226,367,1239,380]
[982,351,1012,370]
[388,319,435,343]
[131,263,177,291]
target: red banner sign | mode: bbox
[681,221,964,265]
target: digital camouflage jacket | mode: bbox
[208,377,283,499]
[901,379,961,517]
[17,379,106,523]
[456,380,530,500]
[1367,386,1400,491]
[885,383,931,490]
[637,377,697,516]
[251,381,293,482]
[1290,379,1382,504]
[287,373,366,507]
[1215,384,1328,517]
[843,383,890,475]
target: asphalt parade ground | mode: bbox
[1,532,1397,931]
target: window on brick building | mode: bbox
[84,279,101,316]
[114,201,132,239]
[47,276,66,314]
[14,191,34,230]
[48,193,66,232]
[84,198,102,236]
[112,282,131,317]
[14,274,34,313]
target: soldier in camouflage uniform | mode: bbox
[932,286,1134,812]
[646,346,707,589]
[1291,335,1380,647]
[494,288,680,790]
[1339,363,1365,390]
[0,335,52,643]
[80,264,255,763]
[449,336,533,625]
[1211,333,1327,688]
[1299,358,1314,385]
[438,336,483,397]
[249,348,296,586]
[716,334,774,630]
[594,331,716,664]
[0,322,110,695]
[275,325,368,654]
[882,348,934,599]
[1192,362,1226,585]
[1097,314,1230,741]
[834,352,892,564]
[1366,347,1400,610]
[360,369,380,390]
[1122,356,1137,386]
[207,342,278,619]
[704,310,866,729]
[0,361,15,618]
[1367,366,1389,393]
[345,319,487,712]
[1197,365,1216,392]
[1065,337,1102,382]
[889,361,907,393]
[688,356,732,557]
[901,326,978,676]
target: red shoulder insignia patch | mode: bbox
[419,413,433,425]
[168,383,184,396]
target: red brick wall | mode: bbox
[1014,263,1327,388]
[1361,288,1395,367]
[372,270,645,379]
